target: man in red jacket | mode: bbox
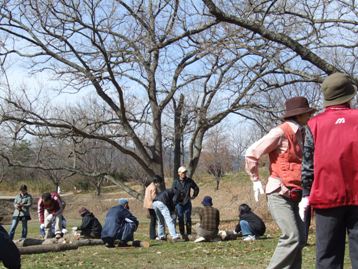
[301,72,358,269]
[38,192,65,239]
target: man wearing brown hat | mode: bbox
[300,72,358,269]
[245,96,315,269]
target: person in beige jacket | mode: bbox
[143,175,161,239]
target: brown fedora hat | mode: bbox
[283,96,315,119]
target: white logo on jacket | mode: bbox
[335,118,345,124]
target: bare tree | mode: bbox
[199,124,235,190]
[202,0,358,80]
[0,0,336,198]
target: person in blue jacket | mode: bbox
[101,198,139,247]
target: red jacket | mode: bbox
[308,106,358,208]
[37,192,64,224]
[269,122,302,189]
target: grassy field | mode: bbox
[2,220,353,269]
[1,173,353,268]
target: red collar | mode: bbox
[325,105,350,111]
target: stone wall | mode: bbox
[0,198,14,224]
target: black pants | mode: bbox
[148,209,157,240]
[0,225,21,269]
[315,206,358,269]
[304,206,312,244]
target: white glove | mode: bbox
[46,214,54,222]
[253,181,264,202]
[40,223,45,230]
[299,196,310,221]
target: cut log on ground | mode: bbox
[14,238,44,247]
[76,239,105,247]
[18,243,79,255]
[16,238,150,254]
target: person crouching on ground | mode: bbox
[37,191,65,239]
[101,198,139,247]
[75,207,102,239]
[194,196,220,243]
[235,204,265,241]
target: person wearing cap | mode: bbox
[245,96,315,269]
[8,184,33,241]
[172,166,199,240]
[152,188,180,241]
[101,198,139,247]
[300,72,358,269]
[194,196,220,243]
[143,175,161,240]
[235,204,266,241]
[75,207,102,239]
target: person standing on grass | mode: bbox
[235,204,265,241]
[245,96,315,269]
[152,188,180,241]
[143,175,161,240]
[194,196,220,243]
[101,198,139,247]
[300,73,358,269]
[172,166,199,240]
[8,184,32,241]
[37,191,65,239]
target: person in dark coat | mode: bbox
[101,198,139,247]
[172,166,199,239]
[0,224,21,269]
[77,207,102,239]
[235,204,266,241]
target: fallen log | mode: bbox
[76,239,104,247]
[16,238,150,255]
[18,243,78,255]
[14,238,44,247]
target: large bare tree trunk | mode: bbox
[173,95,185,182]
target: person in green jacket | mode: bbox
[8,185,33,240]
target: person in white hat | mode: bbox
[172,166,199,240]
